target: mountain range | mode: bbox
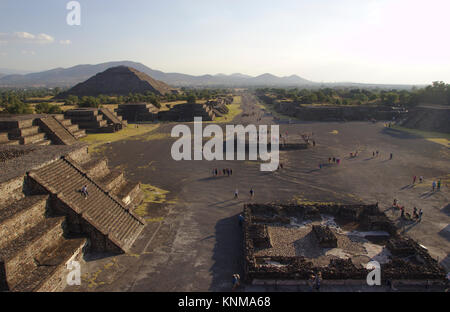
[0,61,417,89]
[0,61,314,88]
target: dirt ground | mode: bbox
[66,92,449,292]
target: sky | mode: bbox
[0,0,449,84]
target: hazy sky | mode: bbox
[0,0,449,84]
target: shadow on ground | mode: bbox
[209,214,244,291]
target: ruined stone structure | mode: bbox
[205,97,233,117]
[243,203,446,287]
[0,115,86,146]
[65,108,126,133]
[257,95,408,121]
[158,103,215,122]
[115,103,159,122]
[0,144,145,291]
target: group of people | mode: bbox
[234,188,254,199]
[432,180,442,192]
[393,199,423,222]
[213,168,233,177]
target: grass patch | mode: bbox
[391,125,450,147]
[135,184,171,217]
[80,124,160,154]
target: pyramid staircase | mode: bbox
[28,157,145,253]
[37,116,78,145]
[0,193,86,292]
[99,107,127,131]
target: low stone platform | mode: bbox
[243,203,447,287]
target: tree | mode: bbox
[187,95,197,104]
[35,102,62,114]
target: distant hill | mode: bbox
[59,66,175,97]
[0,60,315,88]
[0,60,417,89]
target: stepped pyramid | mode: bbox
[0,143,145,291]
[60,66,176,97]
[65,108,127,133]
[0,114,86,147]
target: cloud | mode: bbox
[0,32,55,44]
[21,50,36,55]
[59,39,72,45]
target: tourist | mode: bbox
[418,209,423,222]
[419,176,424,183]
[250,188,254,198]
[314,272,322,291]
[376,150,379,157]
[230,169,233,176]
[232,274,241,291]
[238,214,244,227]
[223,168,226,176]
[413,176,417,184]
[432,181,436,192]
[413,207,418,220]
[373,151,375,158]
[390,153,393,160]
[234,189,239,199]
[437,179,441,191]
[400,206,405,219]
[81,185,88,199]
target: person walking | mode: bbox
[418,209,423,222]
[234,189,239,199]
[232,274,241,291]
[437,179,441,191]
[390,153,393,160]
[250,188,254,199]
[419,176,424,183]
[81,185,88,199]
[432,181,437,192]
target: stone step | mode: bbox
[60,119,73,127]
[74,120,108,129]
[0,140,20,146]
[65,110,98,117]
[0,195,49,248]
[52,114,65,121]
[113,181,142,206]
[20,132,46,145]
[9,126,40,139]
[35,139,52,146]
[0,132,9,143]
[68,115,104,122]
[38,117,77,145]
[98,170,124,193]
[80,157,109,179]
[11,237,86,292]
[73,129,87,139]
[66,124,79,132]
[0,217,65,289]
